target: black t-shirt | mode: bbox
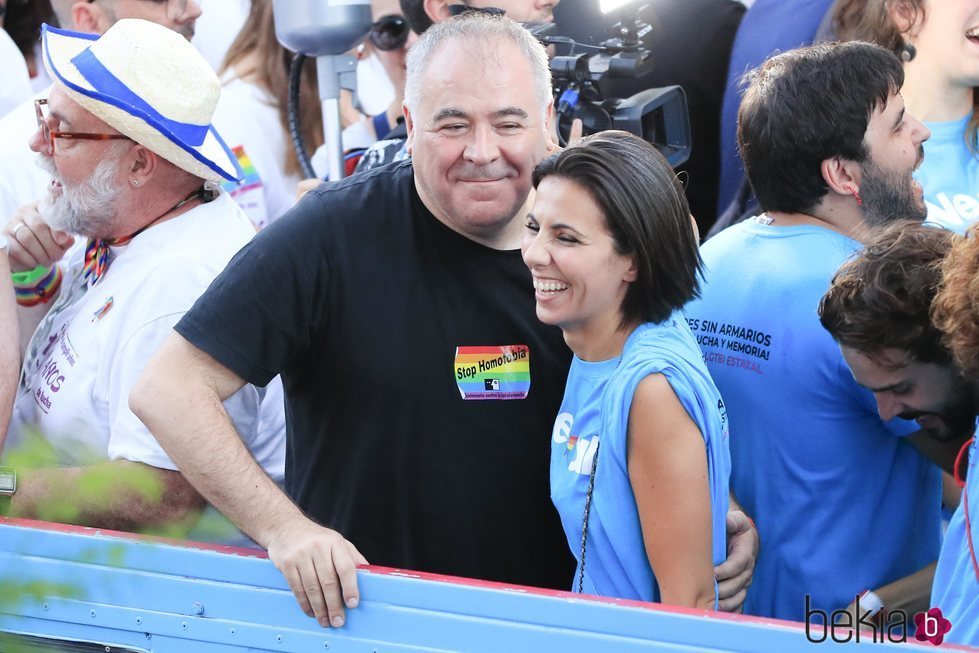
[177,161,575,589]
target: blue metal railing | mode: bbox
[0,518,964,652]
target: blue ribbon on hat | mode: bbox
[40,23,242,182]
[70,48,209,147]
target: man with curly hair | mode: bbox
[820,221,976,444]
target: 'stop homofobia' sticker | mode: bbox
[454,345,530,400]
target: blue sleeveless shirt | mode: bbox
[549,316,731,602]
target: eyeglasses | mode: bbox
[369,15,410,52]
[86,0,191,22]
[35,99,131,153]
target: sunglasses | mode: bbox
[447,5,506,17]
[369,15,410,52]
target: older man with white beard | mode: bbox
[0,0,203,233]
[0,19,285,537]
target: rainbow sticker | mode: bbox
[221,145,262,196]
[454,345,531,400]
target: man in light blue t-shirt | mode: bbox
[687,42,947,623]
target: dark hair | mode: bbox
[399,0,434,34]
[833,0,979,158]
[4,0,53,58]
[532,130,702,327]
[220,0,322,177]
[818,220,954,366]
[738,41,904,214]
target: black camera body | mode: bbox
[540,5,691,167]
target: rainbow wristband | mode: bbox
[11,265,49,286]
[14,265,62,307]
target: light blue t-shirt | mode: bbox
[549,317,731,603]
[932,425,979,646]
[685,219,941,621]
[919,114,979,234]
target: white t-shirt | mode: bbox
[9,192,285,483]
[0,30,32,120]
[191,0,250,72]
[212,75,302,229]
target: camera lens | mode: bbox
[369,15,409,52]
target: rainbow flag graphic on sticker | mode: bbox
[454,345,530,400]
[221,145,262,196]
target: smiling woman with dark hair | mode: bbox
[521,130,731,608]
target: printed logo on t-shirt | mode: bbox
[686,317,771,375]
[454,345,530,400]
[717,398,729,441]
[31,323,78,414]
[552,412,599,475]
[926,193,978,233]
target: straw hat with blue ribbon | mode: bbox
[40,19,241,183]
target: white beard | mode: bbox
[35,153,123,238]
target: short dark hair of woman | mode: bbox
[818,220,954,367]
[532,130,702,327]
[738,41,904,216]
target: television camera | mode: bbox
[538,3,691,167]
